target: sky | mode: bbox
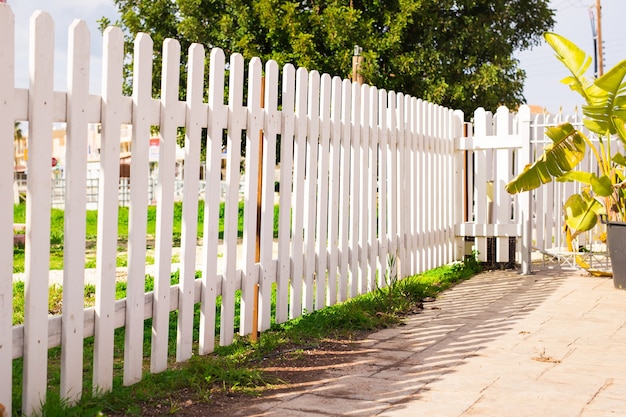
[6,0,626,116]
[517,0,625,115]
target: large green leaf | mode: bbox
[506,123,586,194]
[544,32,593,101]
[557,171,613,196]
[613,152,626,167]
[563,192,605,235]
[545,33,626,141]
[583,60,626,138]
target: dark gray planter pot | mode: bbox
[605,220,626,290]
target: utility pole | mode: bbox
[596,0,604,76]
[352,45,364,84]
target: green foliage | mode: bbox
[507,32,626,233]
[104,0,554,116]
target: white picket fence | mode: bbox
[1,6,469,416]
[5,5,604,416]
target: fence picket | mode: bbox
[338,81,352,302]
[436,105,445,264]
[151,39,183,373]
[303,71,320,312]
[276,64,296,323]
[93,25,125,395]
[221,53,246,345]
[414,99,427,272]
[240,57,263,335]
[368,86,379,289]
[290,67,308,318]
[199,47,227,355]
[494,107,511,262]
[259,60,279,330]
[387,91,399,280]
[453,110,466,262]
[315,73,331,309]
[378,90,389,283]
[472,108,489,262]
[0,5,14,415]
[177,44,206,361]
[395,93,409,279]
[124,33,154,386]
[358,83,370,294]
[60,19,90,403]
[349,82,361,297]
[326,77,343,306]
[22,12,55,415]
[404,97,413,274]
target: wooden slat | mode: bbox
[275,64,296,323]
[417,99,426,271]
[395,93,408,279]
[348,82,361,297]
[472,108,489,262]
[367,86,379,285]
[124,32,153,386]
[177,43,207,359]
[289,67,308,318]
[93,25,125,395]
[326,77,343,307]
[22,12,54,415]
[337,80,352,302]
[377,90,389,284]
[221,53,246,345]
[0,5,14,415]
[404,96,417,275]
[494,107,511,262]
[259,60,279,330]
[315,73,331,309]
[388,92,399,281]
[453,110,466,261]
[199,47,227,355]
[240,57,263,336]
[358,83,369,294]
[60,19,90,404]
[151,39,183,373]
[303,71,320,312]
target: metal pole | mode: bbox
[596,0,604,76]
[251,76,265,343]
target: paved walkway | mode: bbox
[230,268,626,416]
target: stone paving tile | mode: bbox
[278,393,390,416]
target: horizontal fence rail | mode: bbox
[1,6,466,416]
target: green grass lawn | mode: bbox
[11,200,261,274]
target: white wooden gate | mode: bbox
[459,106,613,273]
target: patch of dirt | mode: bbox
[116,337,372,416]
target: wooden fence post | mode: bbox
[518,105,533,274]
[251,75,265,343]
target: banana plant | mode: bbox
[506,32,626,237]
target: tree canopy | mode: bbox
[102,0,554,116]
